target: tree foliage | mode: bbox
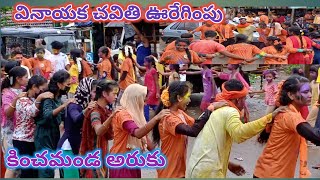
[0,6,14,26]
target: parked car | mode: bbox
[1,27,77,58]
[161,21,259,44]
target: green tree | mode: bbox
[0,6,13,27]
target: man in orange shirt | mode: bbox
[10,50,32,71]
[227,34,286,64]
[218,18,236,46]
[191,21,220,40]
[160,38,203,64]
[163,33,194,52]
[261,36,291,64]
[189,31,252,64]
[30,48,52,79]
[97,46,113,80]
[256,22,271,48]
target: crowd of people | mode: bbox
[0,8,320,179]
[159,10,320,65]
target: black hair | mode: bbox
[35,48,45,54]
[70,49,84,80]
[4,61,20,74]
[25,75,47,92]
[170,64,180,73]
[70,48,82,62]
[151,52,159,59]
[91,79,98,89]
[291,67,305,77]
[48,70,70,96]
[0,59,8,69]
[175,38,192,63]
[224,79,244,91]
[204,30,217,38]
[267,36,283,52]
[1,66,27,91]
[279,75,310,106]
[11,50,23,58]
[99,46,110,57]
[288,26,304,49]
[121,43,137,78]
[310,65,318,74]
[235,34,248,44]
[41,39,46,46]
[9,42,21,49]
[144,56,156,68]
[94,79,118,101]
[258,75,309,144]
[51,41,64,50]
[113,54,119,61]
[153,81,193,145]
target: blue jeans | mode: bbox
[144,105,158,122]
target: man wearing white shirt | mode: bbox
[232,12,242,24]
[49,41,70,73]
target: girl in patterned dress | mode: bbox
[13,75,53,178]
[250,70,278,115]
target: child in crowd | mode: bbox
[158,64,181,86]
[134,56,160,122]
[97,46,113,80]
[182,64,218,112]
[68,49,83,98]
[250,70,278,115]
[80,80,118,178]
